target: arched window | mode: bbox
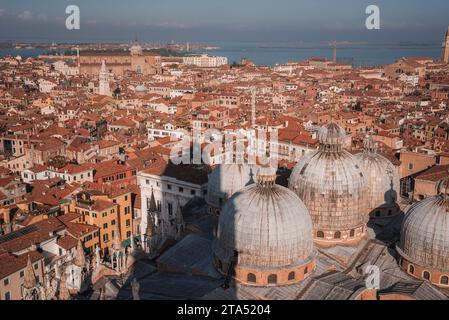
[408,264,415,275]
[441,276,449,285]
[334,231,341,239]
[247,273,256,283]
[350,229,355,237]
[268,274,277,284]
[423,271,430,281]
[288,272,295,281]
[317,231,325,238]
[304,266,309,274]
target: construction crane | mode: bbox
[329,41,347,63]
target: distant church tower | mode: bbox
[99,60,111,96]
[442,26,449,64]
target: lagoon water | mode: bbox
[199,41,442,67]
[0,41,442,67]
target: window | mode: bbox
[423,271,430,280]
[247,273,256,283]
[126,219,131,227]
[408,264,415,275]
[4,278,9,286]
[304,266,309,275]
[34,263,38,270]
[4,292,10,300]
[268,274,277,284]
[103,223,108,229]
[334,231,341,239]
[168,202,173,216]
[179,187,184,193]
[288,272,295,281]
[111,220,116,226]
[317,231,325,238]
[125,195,128,201]
[408,163,414,170]
[167,184,172,190]
[441,276,449,285]
[20,271,24,278]
[350,229,355,237]
[103,234,109,242]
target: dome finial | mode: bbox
[256,165,276,187]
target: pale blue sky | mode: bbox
[0,0,448,42]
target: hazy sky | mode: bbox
[0,0,448,43]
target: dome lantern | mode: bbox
[363,134,377,154]
[317,123,347,152]
[256,165,276,187]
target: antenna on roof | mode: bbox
[251,87,256,128]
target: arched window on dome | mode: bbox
[247,273,256,283]
[317,231,325,238]
[350,229,355,237]
[288,272,295,281]
[268,274,277,284]
[423,271,431,281]
[334,231,341,239]
[441,276,449,285]
[408,264,415,275]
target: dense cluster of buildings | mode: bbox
[0,28,448,300]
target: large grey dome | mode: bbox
[213,167,315,274]
[206,164,256,213]
[355,136,400,216]
[398,195,449,273]
[289,123,368,245]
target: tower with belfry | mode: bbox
[442,26,449,64]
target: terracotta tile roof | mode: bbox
[141,159,210,185]
[0,251,44,280]
[56,234,78,251]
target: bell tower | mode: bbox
[442,26,449,64]
[99,60,111,96]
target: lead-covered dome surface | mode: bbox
[289,123,367,233]
[355,136,400,211]
[398,194,449,272]
[213,167,315,269]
